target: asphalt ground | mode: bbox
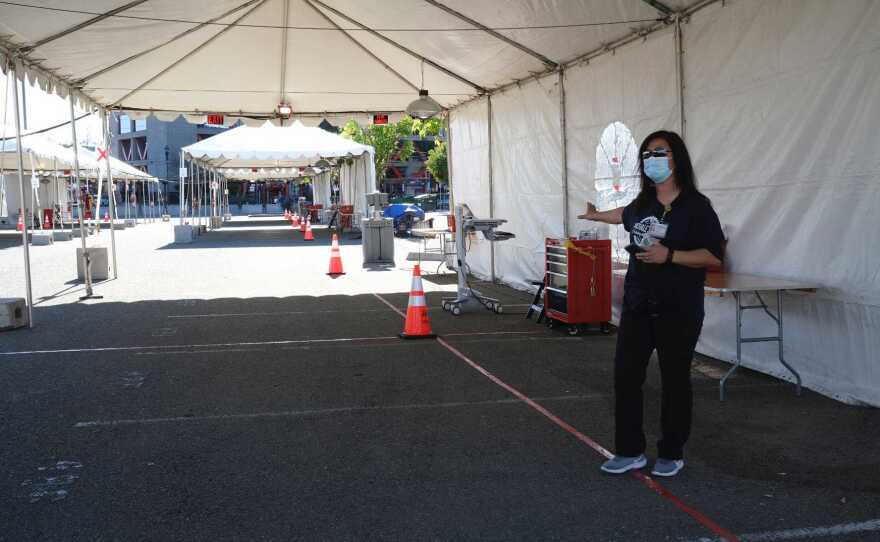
[1,217,879,541]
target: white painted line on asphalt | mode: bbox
[685,519,880,542]
[0,336,399,356]
[73,393,608,428]
[168,309,389,318]
[135,348,260,356]
[166,304,532,319]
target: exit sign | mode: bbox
[373,114,388,125]
[207,114,225,125]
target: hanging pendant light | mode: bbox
[406,60,442,120]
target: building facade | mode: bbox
[110,113,228,202]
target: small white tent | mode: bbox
[182,120,375,217]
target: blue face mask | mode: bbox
[643,156,673,184]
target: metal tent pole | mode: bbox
[559,68,570,238]
[487,95,495,283]
[10,62,34,327]
[179,150,185,224]
[69,93,97,299]
[674,14,686,138]
[101,109,118,278]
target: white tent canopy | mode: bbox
[0,0,680,116]
[182,120,375,216]
[0,135,158,181]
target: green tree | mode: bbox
[341,119,413,178]
[426,139,448,185]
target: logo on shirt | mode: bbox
[632,216,667,247]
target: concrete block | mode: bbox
[124,219,136,228]
[210,216,223,229]
[0,298,28,331]
[174,224,195,244]
[112,221,125,230]
[71,227,92,238]
[162,214,171,222]
[53,230,73,241]
[198,225,207,234]
[31,232,54,245]
[76,247,110,281]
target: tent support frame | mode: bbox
[674,14,686,138]
[487,95,495,283]
[306,0,485,93]
[111,0,269,107]
[423,0,558,69]
[24,0,149,52]
[10,62,34,326]
[100,108,119,278]
[559,68,569,238]
[78,0,263,84]
[303,0,419,92]
[70,93,98,299]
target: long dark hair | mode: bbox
[635,130,707,212]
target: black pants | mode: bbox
[614,310,703,460]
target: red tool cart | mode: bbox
[544,238,612,335]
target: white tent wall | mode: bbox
[449,98,492,279]
[448,0,880,406]
[337,153,375,220]
[682,0,880,406]
[491,78,564,289]
[0,173,67,224]
[312,172,332,208]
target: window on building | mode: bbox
[119,114,131,134]
[134,118,147,131]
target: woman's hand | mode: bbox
[577,202,599,220]
[635,242,670,264]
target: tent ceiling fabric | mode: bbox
[0,0,698,116]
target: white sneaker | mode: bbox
[600,454,647,474]
[651,458,685,477]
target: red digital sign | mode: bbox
[207,114,225,125]
[373,114,389,125]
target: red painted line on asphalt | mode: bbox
[373,292,741,542]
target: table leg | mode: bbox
[776,289,802,395]
[720,291,743,401]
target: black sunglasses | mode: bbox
[641,147,671,159]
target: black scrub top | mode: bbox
[621,190,724,318]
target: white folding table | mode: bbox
[703,272,817,400]
[611,270,818,400]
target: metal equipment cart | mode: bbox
[543,238,612,335]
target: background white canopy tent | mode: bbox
[0,0,877,406]
[182,120,375,217]
[1,134,158,222]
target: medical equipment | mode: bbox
[441,204,515,315]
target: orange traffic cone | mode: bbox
[16,209,24,232]
[43,213,51,229]
[303,219,314,241]
[400,264,435,339]
[300,217,307,232]
[327,233,345,276]
[292,213,300,227]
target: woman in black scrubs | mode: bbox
[579,130,724,477]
